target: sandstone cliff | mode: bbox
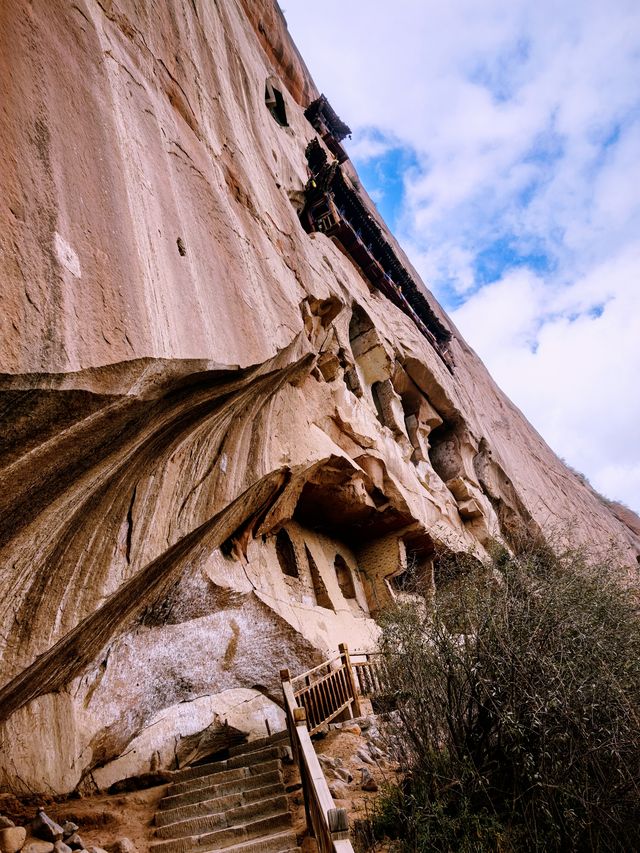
[1,0,638,795]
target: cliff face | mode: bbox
[0,0,638,795]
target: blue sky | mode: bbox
[283,0,640,513]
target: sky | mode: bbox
[282,0,640,513]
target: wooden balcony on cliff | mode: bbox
[304,94,352,164]
[300,140,453,367]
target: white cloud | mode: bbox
[346,130,396,162]
[283,0,640,511]
[452,248,640,508]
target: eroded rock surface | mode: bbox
[1,0,639,794]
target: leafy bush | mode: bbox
[368,546,640,852]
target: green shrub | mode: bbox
[369,546,640,852]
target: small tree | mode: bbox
[370,546,640,852]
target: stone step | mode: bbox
[219,832,300,853]
[156,780,285,827]
[149,811,292,853]
[172,745,291,783]
[227,730,289,759]
[160,767,283,812]
[155,794,289,840]
[168,760,283,798]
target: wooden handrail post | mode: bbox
[338,643,361,718]
[280,668,299,765]
[328,807,349,841]
[291,705,313,836]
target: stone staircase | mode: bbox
[151,730,300,853]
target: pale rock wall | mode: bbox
[91,688,286,791]
[0,0,638,795]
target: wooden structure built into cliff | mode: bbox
[300,137,453,368]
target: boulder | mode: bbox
[60,827,77,841]
[175,719,246,769]
[356,748,374,766]
[105,841,135,853]
[53,843,71,853]
[0,821,15,831]
[22,843,54,853]
[63,837,83,851]
[360,768,378,792]
[328,782,349,800]
[32,812,63,843]
[333,767,353,784]
[0,827,26,853]
[368,743,385,760]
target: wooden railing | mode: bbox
[281,673,355,853]
[351,651,386,698]
[280,644,385,852]
[290,643,361,735]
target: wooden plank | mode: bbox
[319,675,330,720]
[308,699,351,734]
[319,680,328,725]
[296,664,347,694]
[310,682,321,729]
[296,724,336,815]
[333,668,344,705]
[292,655,339,686]
[339,667,350,706]
[328,670,339,710]
[303,686,314,731]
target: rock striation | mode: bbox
[0,0,639,795]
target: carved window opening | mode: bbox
[334,554,356,599]
[306,545,333,609]
[276,529,298,577]
[265,80,288,127]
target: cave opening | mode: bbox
[275,528,298,577]
[305,545,333,609]
[334,554,357,599]
[265,80,288,127]
[428,421,461,484]
[349,303,373,346]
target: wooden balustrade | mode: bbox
[291,643,361,735]
[281,673,355,853]
[351,652,386,698]
[280,643,386,851]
